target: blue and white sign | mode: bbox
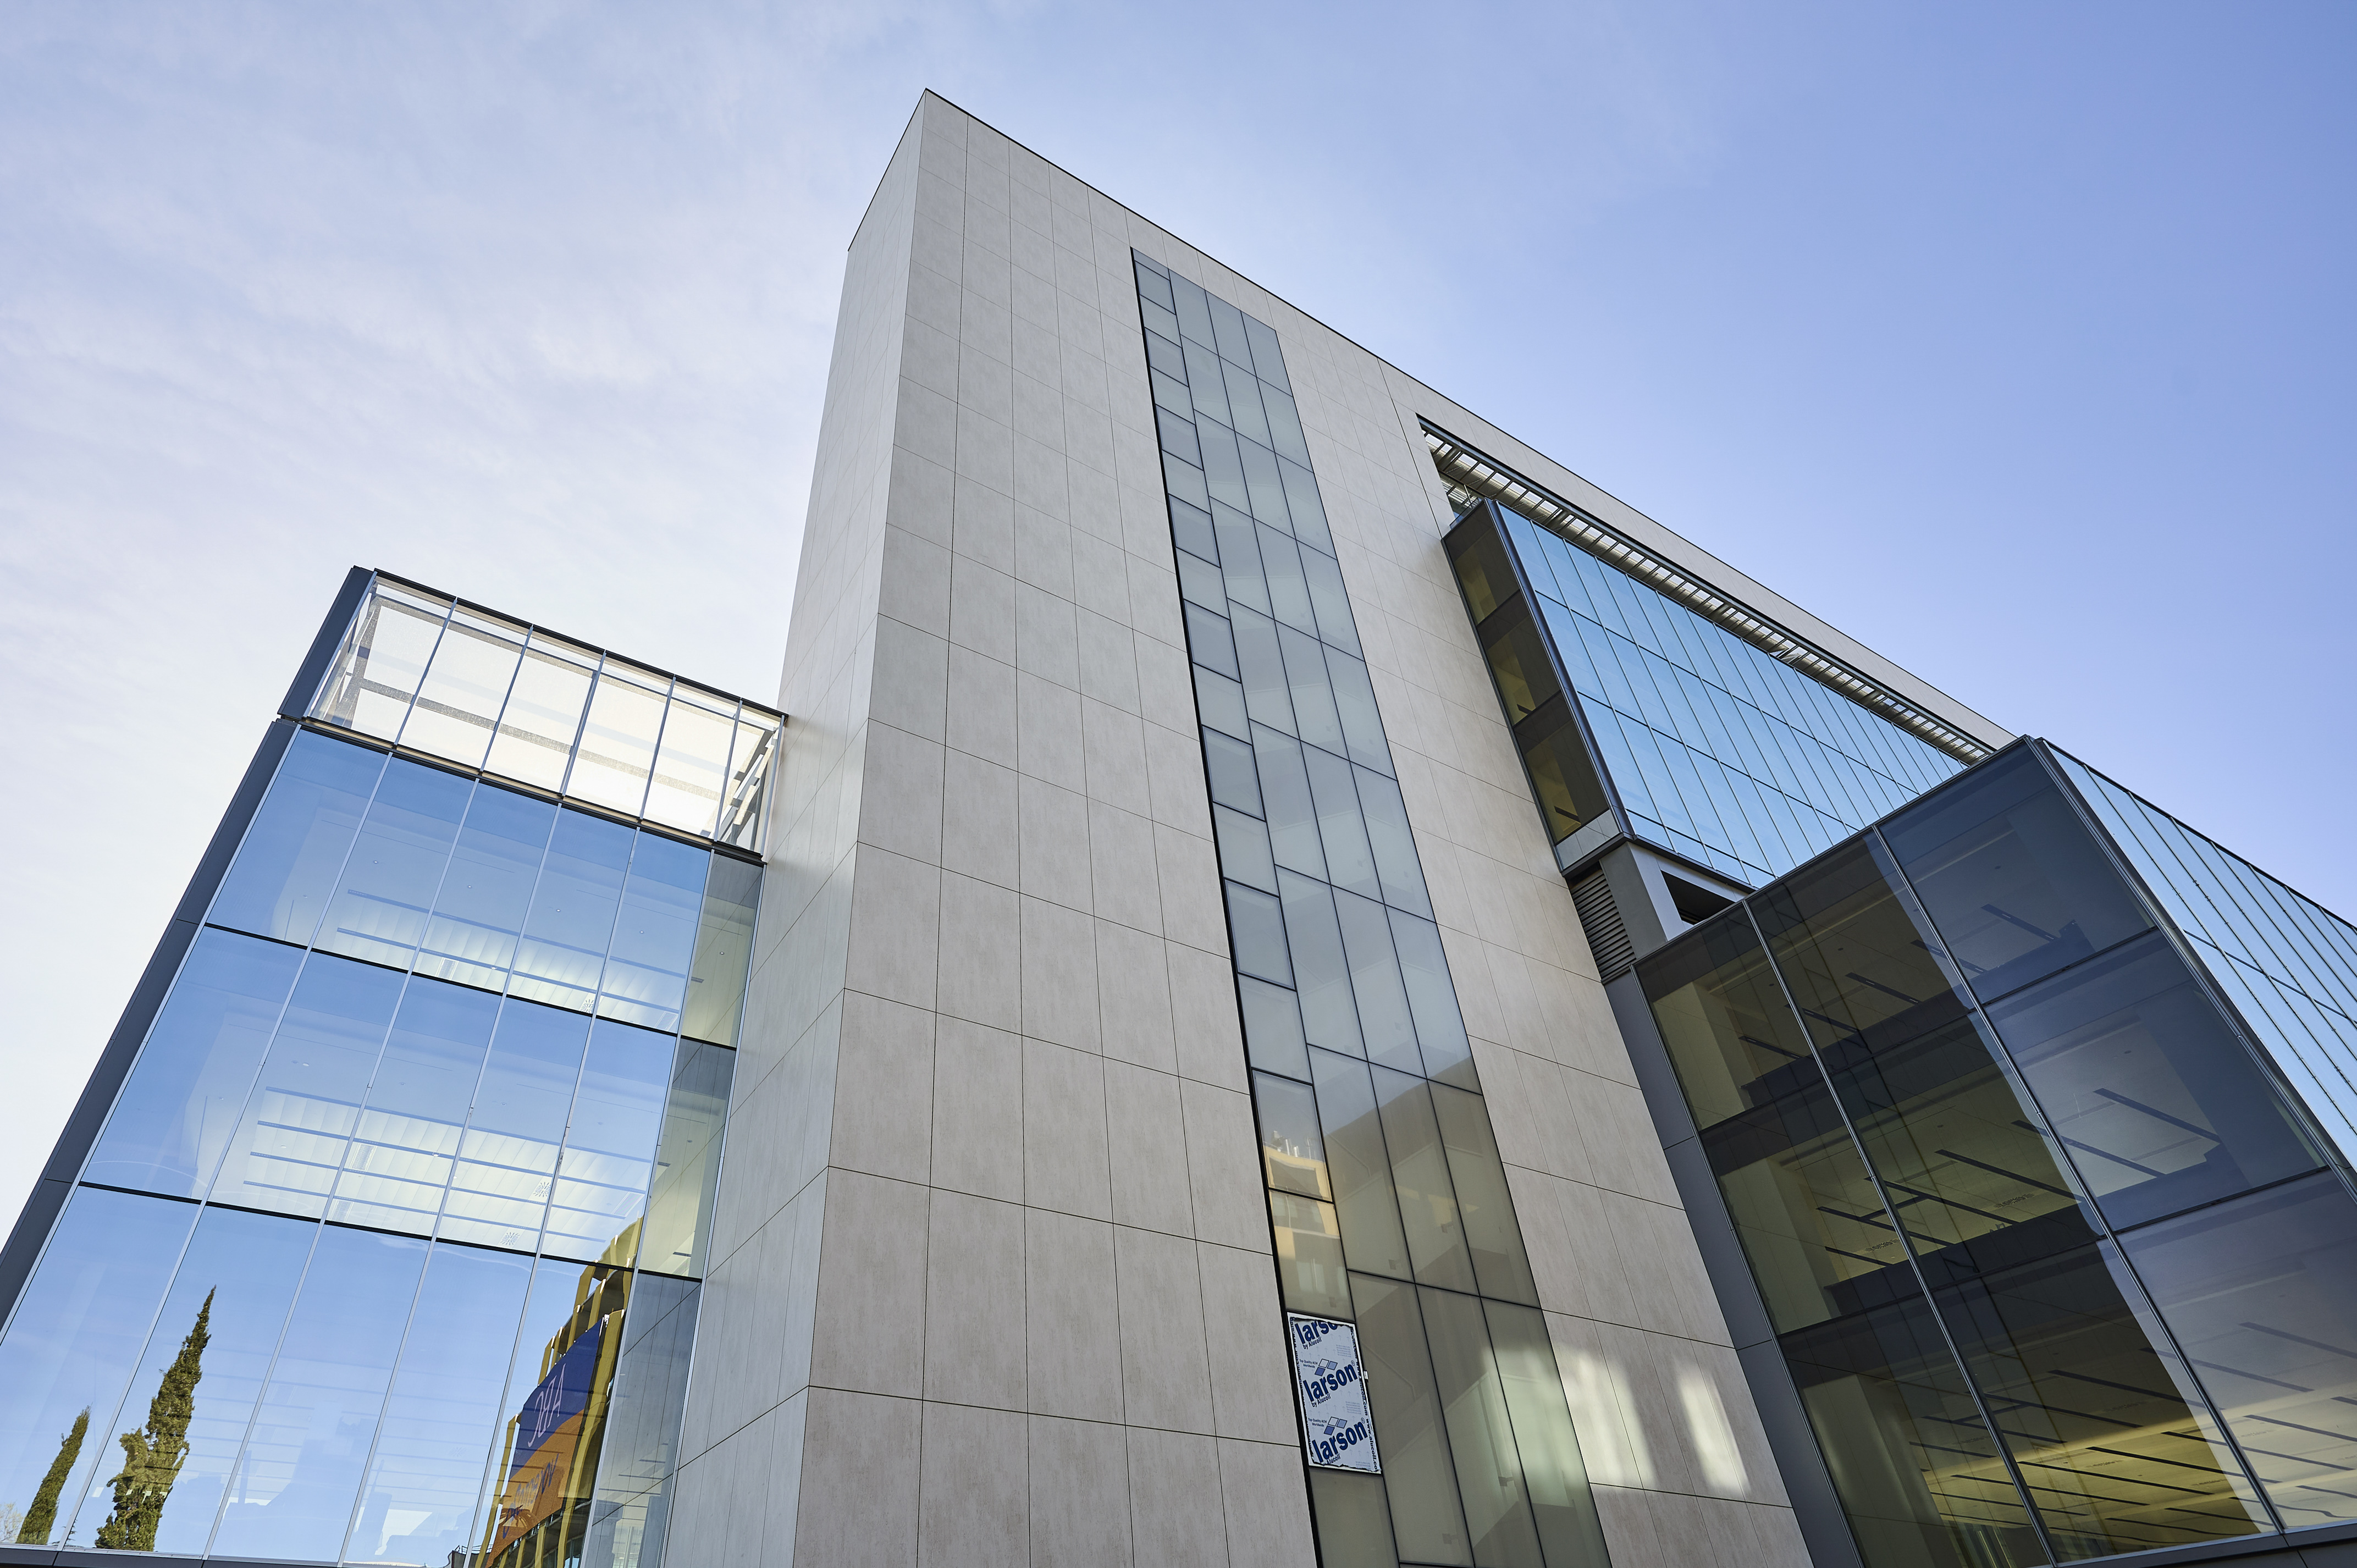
[1288,1313,1381,1473]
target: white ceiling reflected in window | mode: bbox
[308,573,780,852]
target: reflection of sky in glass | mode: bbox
[1486,505,1963,884]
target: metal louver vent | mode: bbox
[1571,870,1635,982]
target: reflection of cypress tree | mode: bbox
[18,1406,85,1543]
[96,1289,212,1552]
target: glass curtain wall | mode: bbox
[1637,741,2357,1565]
[307,575,781,854]
[1444,500,1965,887]
[1132,252,1610,1568]
[0,728,753,1565]
[2054,749,2357,1166]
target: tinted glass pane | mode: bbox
[0,1189,197,1545]
[1780,1295,2045,1568]
[639,1041,735,1279]
[209,730,385,945]
[1280,624,1347,757]
[1311,1050,1411,1281]
[343,1239,533,1563]
[1422,1286,1545,1567]
[1254,1070,1331,1199]
[318,588,444,741]
[1986,932,2323,1230]
[1280,872,1360,1054]
[1448,517,1516,619]
[1271,1192,1351,1319]
[1825,1012,2099,1285]
[316,758,472,970]
[682,855,760,1046]
[544,1020,672,1265]
[1227,881,1294,987]
[1483,1300,1610,1567]
[1232,608,1295,735]
[1515,698,1610,847]
[69,1205,317,1554]
[1702,1057,1916,1334]
[86,929,304,1197]
[1933,1241,2268,1556]
[1886,748,2151,1001]
[2121,1174,2357,1527]
[1357,769,1432,918]
[1641,912,1811,1133]
[1372,1068,1477,1293]
[1756,841,1971,1062]
[440,999,590,1253]
[1432,1085,1537,1305]
[1305,744,1377,902]
[1324,649,1390,775]
[1237,974,1310,1080]
[1349,1272,1472,1565]
[212,1227,428,1562]
[1252,728,1326,880]
[1309,1466,1399,1568]
[1338,891,1418,1075]
[329,979,499,1235]
[1300,545,1361,655]
[416,782,555,991]
[1213,803,1278,895]
[511,810,633,1013]
[1202,727,1261,816]
[208,951,405,1219]
[599,833,708,1033]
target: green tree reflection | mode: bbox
[97,1289,212,1551]
[18,1405,87,1543]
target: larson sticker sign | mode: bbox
[1288,1313,1380,1473]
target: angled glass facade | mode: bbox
[1636,743,2357,1565]
[1134,254,1611,1568]
[0,573,768,1565]
[1446,498,1968,886]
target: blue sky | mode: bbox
[2,1,2350,1221]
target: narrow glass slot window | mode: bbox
[1227,881,1294,987]
[1419,1285,1545,1566]
[1280,871,1361,1055]
[1279,623,1347,757]
[1310,1050,1412,1281]
[1337,891,1420,1074]
[1253,1070,1331,1200]
[1213,803,1278,895]
[1252,727,1328,880]
[1304,743,1379,902]
[1483,1300,1610,1566]
[1348,1272,1473,1565]
[1431,1085,1536,1304]
[1371,1067,1477,1292]
[1237,975,1310,1080]
[1231,606,1298,735]
[1258,523,1317,634]
[1270,1191,1352,1319]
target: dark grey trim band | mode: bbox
[0,718,297,1322]
[279,565,374,720]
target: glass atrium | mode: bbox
[0,573,774,1566]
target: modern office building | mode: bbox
[1,89,2352,1568]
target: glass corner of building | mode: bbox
[0,568,770,1567]
[1631,735,2357,1567]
